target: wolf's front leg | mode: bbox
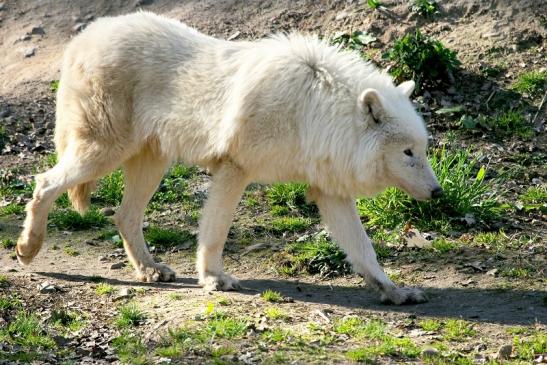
[197,161,249,291]
[312,190,427,305]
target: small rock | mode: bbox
[98,255,108,262]
[422,347,439,357]
[113,287,135,301]
[496,344,512,359]
[242,242,270,254]
[73,23,86,33]
[100,207,115,216]
[110,262,126,270]
[38,281,58,293]
[0,109,9,118]
[23,47,36,58]
[30,26,45,35]
[227,31,241,41]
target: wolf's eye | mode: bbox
[404,149,413,157]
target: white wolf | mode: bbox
[17,12,442,304]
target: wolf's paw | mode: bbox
[380,287,428,305]
[199,272,241,291]
[137,263,176,283]
[16,232,44,265]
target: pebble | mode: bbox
[23,47,36,58]
[73,23,86,32]
[30,26,45,35]
[113,287,134,301]
[38,281,59,293]
[110,262,126,269]
[100,207,115,216]
[496,344,512,359]
[422,347,439,357]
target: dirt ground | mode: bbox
[0,0,546,364]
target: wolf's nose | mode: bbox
[431,187,443,199]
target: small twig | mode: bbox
[485,89,496,110]
[532,91,547,131]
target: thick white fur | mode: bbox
[17,12,440,304]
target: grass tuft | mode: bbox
[116,304,145,328]
[279,236,351,278]
[95,283,115,295]
[49,208,108,230]
[385,29,459,89]
[261,290,284,303]
[358,148,499,233]
[512,70,546,96]
[144,225,195,248]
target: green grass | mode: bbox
[49,208,108,230]
[168,292,184,301]
[50,80,60,93]
[461,111,533,138]
[279,236,351,278]
[1,238,15,249]
[367,0,381,10]
[443,319,476,341]
[500,266,531,279]
[0,203,24,216]
[265,307,288,320]
[431,238,456,253]
[0,311,55,349]
[266,183,312,213]
[334,318,386,339]
[261,327,293,343]
[144,225,195,248]
[269,216,313,233]
[512,332,547,361]
[63,245,79,257]
[410,0,438,17]
[205,313,248,339]
[358,148,499,233]
[519,185,547,213]
[0,295,22,311]
[261,290,284,303]
[346,336,420,362]
[95,283,115,295]
[331,31,376,56]
[112,332,148,365]
[512,70,546,96]
[50,309,85,332]
[0,275,8,285]
[116,304,145,328]
[385,29,459,88]
[95,169,124,206]
[418,318,442,332]
[151,164,197,205]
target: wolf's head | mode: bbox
[356,80,442,200]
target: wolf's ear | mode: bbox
[359,89,383,124]
[398,80,415,97]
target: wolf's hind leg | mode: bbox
[116,143,174,282]
[197,161,248,291]
[312,190,427,305]
[17,143,120,265]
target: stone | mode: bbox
[422,347,439,357]
[113,287,135,301]
[100,207,115,216]
[73,23,86,32]
[496,344,512,359]
[110,262,126,270]
[24,47,36,58]
[38,281,58,293]
[30,26,45,35]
